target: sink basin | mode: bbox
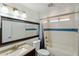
[7,48,27,56]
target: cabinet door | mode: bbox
[2,20,12,43]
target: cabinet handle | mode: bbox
[46,40,48,42]
[46,43,48,46]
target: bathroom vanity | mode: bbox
[0,43,36,56]
[24,49,35,56]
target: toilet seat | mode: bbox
[37,49,50,56]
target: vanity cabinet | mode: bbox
[24,49,36,56]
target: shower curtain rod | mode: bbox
[40,11,79,20]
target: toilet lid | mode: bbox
[37,49,50,56]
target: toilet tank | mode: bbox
[33,40,40,50]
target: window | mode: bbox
[49,17,59,23]
[59,18,70,21]
[59,15,70,22]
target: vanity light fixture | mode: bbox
[49,18,70,23]
[0,4,9,14]
[21,12,27,19]
[13,8,20,17]
[0,3,28,20]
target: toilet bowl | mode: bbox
[33,40,50,56]
[37,49,50,56]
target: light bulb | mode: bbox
[0,5,9,14]
[21,13,27,19]
[13,10,19,17]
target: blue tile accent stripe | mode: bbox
[25,28,78,32]
[25,28,37,31]
[44,28,78,32]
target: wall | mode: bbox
[74,13,79,56]
[43,13,79,56]
[1,3,40,23]
[0,3,39,49]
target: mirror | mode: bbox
[0,16,39,44]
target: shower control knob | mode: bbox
[46,40,48,42]
[45,36,47,39]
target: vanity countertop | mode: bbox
[0,43,35,56]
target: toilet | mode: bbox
[33,40,50,56]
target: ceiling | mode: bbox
[20,3,79,18]
[48,3,79,16]
[21,3,49,13]
[6,3,79,18]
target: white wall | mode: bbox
[74,13,79,55]
[4,3,40,22]
[43,13,79,56]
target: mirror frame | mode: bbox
[0,16,40,45]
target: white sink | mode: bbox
[7,48,27,56]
